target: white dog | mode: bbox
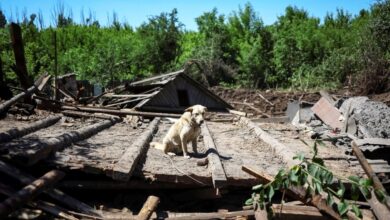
[150,105,207,158]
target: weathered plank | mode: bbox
[0,160,100,216]
[0,85,37,115]
[271,204,328,220]
[0,170,65,218]
[137,195,160,220]
[111,117,160,181]
[201,122,227,188]
[0,116,61,143]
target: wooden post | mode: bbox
[0,160,100,217]
[20,118,120,165]
[201,122,227,188]
[137,195,160,220]
[0,85,37,115]
[0,116,61,143]
[111,117,160,181]
[0,170,65,218]
[352,141,390,220]
[9,23,32,90]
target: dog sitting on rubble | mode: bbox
[150,104,207,158]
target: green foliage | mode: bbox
[0,2,388,91]
[247,139,386,218]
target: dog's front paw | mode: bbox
[184,155,191,159]
[167,152,176,156]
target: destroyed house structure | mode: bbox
[102,69,232,112]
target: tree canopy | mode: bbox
[0,1,389,93]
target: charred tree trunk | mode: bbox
[9,23,32,90]
[0,57,12,100]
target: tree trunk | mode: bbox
[9,23,33,90]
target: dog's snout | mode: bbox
[199,120,204,125]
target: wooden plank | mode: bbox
[61,105,181,118]
[61,110,120,120]
[164,210,255,220]
[355,138,390,147]
[0,116,61,143]
[0,160,100,217]
[0,85,37,115]
[201,122,227,188]
[16,118,120,165]
[0,170,65,218]
[9,23,33,90]
[111,117,160,181]
[352,141,390,219]
[136,195,160,220]
[311,97,343,130]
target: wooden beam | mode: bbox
[201,122,227,188]
[9,23,33,90]
[61,110,121,120]
[14,118,120,165]
[0,85,37,115]
[61,105,181,118]
[239,117,297,167]
[0,181,78,220]
[0,116,61,143]
[111,117,160,181]
[271,204,328,220]
[59,180,197,190]
[352,141,390,220]
[0,160,100,217]
[242,166,342,220]
[251,116,289,124]
[0,170,65,218]
[137,195,160,220]
[164,210,255,220]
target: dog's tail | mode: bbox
[150,142,165,151]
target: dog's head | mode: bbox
[185,105,207,126]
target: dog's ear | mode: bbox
[203,107,208,112]
[185,106,193,113]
